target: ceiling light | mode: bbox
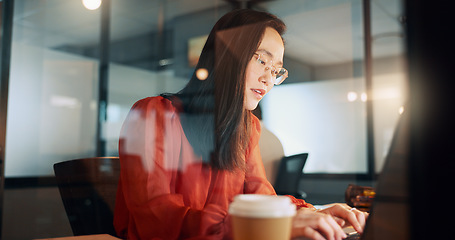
[82,0,102,10]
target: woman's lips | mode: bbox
[251,88,265,99]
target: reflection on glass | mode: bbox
[3,0,406,239]
[348,91,358,102]
[196,68,209,80]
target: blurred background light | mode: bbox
[347,91,358,102]
[196,68,209,80]
[82,0,102,10]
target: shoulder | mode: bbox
[131,96,179,115]
[132,96,173,108]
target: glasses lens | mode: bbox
[274,68,287,85]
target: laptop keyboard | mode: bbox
[345,231,361,240]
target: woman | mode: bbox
[114,9,366,240]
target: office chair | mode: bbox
[53,157,120,237]
[273,153,309,199]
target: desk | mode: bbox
[35,234,121,240]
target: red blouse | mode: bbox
[114,96,312,240]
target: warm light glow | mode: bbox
[398,106,404,115]
[360,92,368,102]
[82,0,102,10]
[196,68,209,80]
[347,92,358,102]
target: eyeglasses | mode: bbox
[253,53,288,85]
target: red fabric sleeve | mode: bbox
[286,195,315,210]
[114,97,219,240]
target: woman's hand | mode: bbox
[291,208,347,240]
[291,204,369,240]
[317,203,368,234]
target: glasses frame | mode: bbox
[253,53,288,85]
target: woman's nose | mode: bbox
[260,69,274,85]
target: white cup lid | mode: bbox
[228,194,296,218]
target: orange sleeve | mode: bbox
[114,97,221,240]
[286,195,315,210]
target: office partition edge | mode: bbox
[362,0,376,180]
[96,0,111,157]
[0,0,14,238]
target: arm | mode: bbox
[243,139,350,240]
[116,97,223,239]
[242,116,357,240]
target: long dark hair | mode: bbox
[166,9,286,170]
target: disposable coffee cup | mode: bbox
[228,194,296,240]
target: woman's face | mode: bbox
[244,27,285,111]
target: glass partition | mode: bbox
[370,0,407,172]
[105,0,231,155]
[4,0,101,238]
[1,0,406,238]
[259,0,406,175]
[6,0,100,177]
[259,0,369,174]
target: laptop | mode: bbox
[347,108,410,240]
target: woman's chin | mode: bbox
[244,102,259,111]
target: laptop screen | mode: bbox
[360,108,410,240]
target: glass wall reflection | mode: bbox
[6,0,100,177]
[2,0,406,239]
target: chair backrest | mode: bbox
[273,153,309,198]
[53,157,120,237]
